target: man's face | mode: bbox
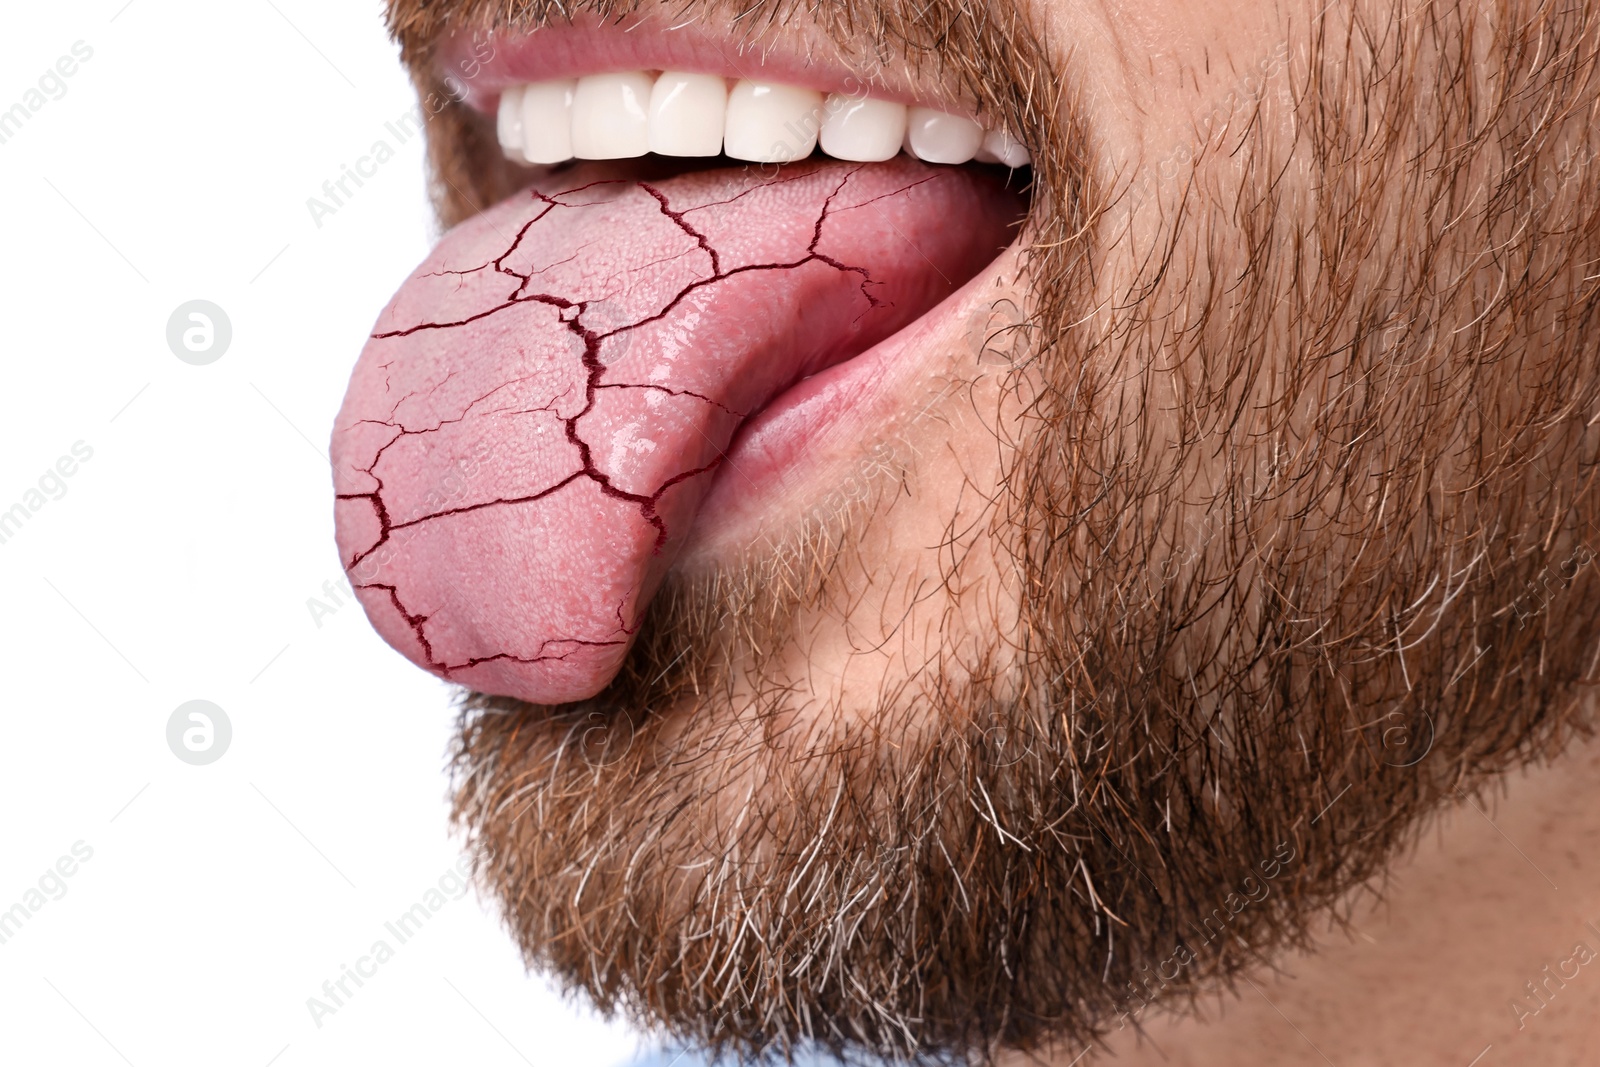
[335,0,1600,1060]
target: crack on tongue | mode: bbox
[339,169,914,685]
[339,377,579,573]
[367,169,899,342]
[354,581,626,677]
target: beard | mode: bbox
[410,0,1600,1061]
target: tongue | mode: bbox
[332,157,1020,704]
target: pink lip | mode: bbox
[436,22,976,120]
[686,262,1007,554]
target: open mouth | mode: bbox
[330,22,1032,707]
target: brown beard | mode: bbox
[385,0,1600,1061]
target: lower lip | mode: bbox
[685,255,1006,549]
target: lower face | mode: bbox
[337,0,1600,1060]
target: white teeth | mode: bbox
[906,107,984,165]
[819,94,906,162]
[493,71,1030,169]
[497,85,525,153]
[648,72,728,157]
[724,80,824,163]
[521,80,576,164]
[572,71,654,159]
[975,126,1031,169]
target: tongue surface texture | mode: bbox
[332,157,1019,704]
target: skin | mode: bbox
[366,0,1600,1063]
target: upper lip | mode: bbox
[436,17,981,122]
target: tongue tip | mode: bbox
[347,573,632,706]
[448,658,622,706]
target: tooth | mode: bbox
[572,71,655,159]
[818,94,906,162]
[497,85,525,156]
[520,80,576,164]
[648,72,728,157]
[906,107,984,165]
[724,81,824,163]
[975,126,1031,168]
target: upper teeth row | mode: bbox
[495,72,1031,169]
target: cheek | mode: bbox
[1054,0,1297,204]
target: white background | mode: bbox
[0,3,650,1064]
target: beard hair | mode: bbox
[432,0,1600,1062]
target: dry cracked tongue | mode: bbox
[332,157,1021,704]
